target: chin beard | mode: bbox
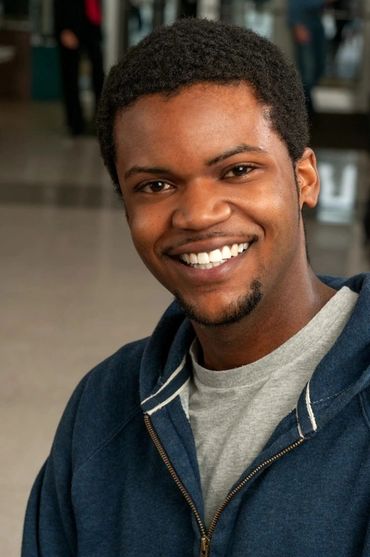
[174,280,263,327]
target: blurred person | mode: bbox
[54,0,104,136]
[288,0,333,115]
[331,0,352,58]
[178,0,197,18]
[22,19,370,557]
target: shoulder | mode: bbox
[53,338,149,470]
[320,273,370,294]
[82,338,148,403]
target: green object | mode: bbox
[31,44,61,100]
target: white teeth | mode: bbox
[209,249,223,263]
[230,243,238,257]
[179,242,250,268]
[198,252,209,264]
[221,246,232,260]
[195,261,224,269]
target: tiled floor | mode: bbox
[1,100,370,556]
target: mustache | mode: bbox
[164,231,258,251]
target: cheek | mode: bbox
[246,188,300,250]
[129,220,151,256]
[265,172,299,214]
[239,181,296,225]
[128,208,166,260]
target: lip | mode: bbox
[165,243,252,285]
[166,236,257,257]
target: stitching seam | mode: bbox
[73,406,142,477]
[311,384,353,406]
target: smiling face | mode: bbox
[114,83,320,327]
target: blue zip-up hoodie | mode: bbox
[22,274,370,557]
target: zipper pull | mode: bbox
[200,536,210,557]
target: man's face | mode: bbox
[114,83,319,326]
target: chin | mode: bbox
[174,280,263,327]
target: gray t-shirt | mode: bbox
[180,286,358,527]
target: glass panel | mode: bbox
[316,149,360,224]
[243,0,274,40]
[124,0,279,53]
[30,0,54,39]
[127,0,178,47]
[219,0,274,39]
[323,0,364,83]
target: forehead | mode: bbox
[114,83,284,163]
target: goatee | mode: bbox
[174,280,263,327]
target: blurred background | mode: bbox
[1,0,370,555]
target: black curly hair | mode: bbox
[96,18,309,193]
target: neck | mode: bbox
[192,270,335,371]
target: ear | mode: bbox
[295,148,320,210]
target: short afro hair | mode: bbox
[97,18,309,192]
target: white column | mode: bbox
[41,0,53,36]
[102,0,123,71]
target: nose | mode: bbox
[171,180,232,230]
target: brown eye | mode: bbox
[224,165,252,178]
[141,181,172,193]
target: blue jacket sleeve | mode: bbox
[21,375,90,557]
[288,0,325,26]
[21,459,76,557]
[21,342,143,557]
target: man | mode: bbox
[54,0,104,135]
[287,0,328,115]
[22,19,370,557]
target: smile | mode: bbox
[178,242,249,269]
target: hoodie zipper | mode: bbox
[144,414,208,543]
[144,413,304,557]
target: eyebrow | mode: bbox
[123,144,267,180]
[124,166,171,180]
[206,144,267,166]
